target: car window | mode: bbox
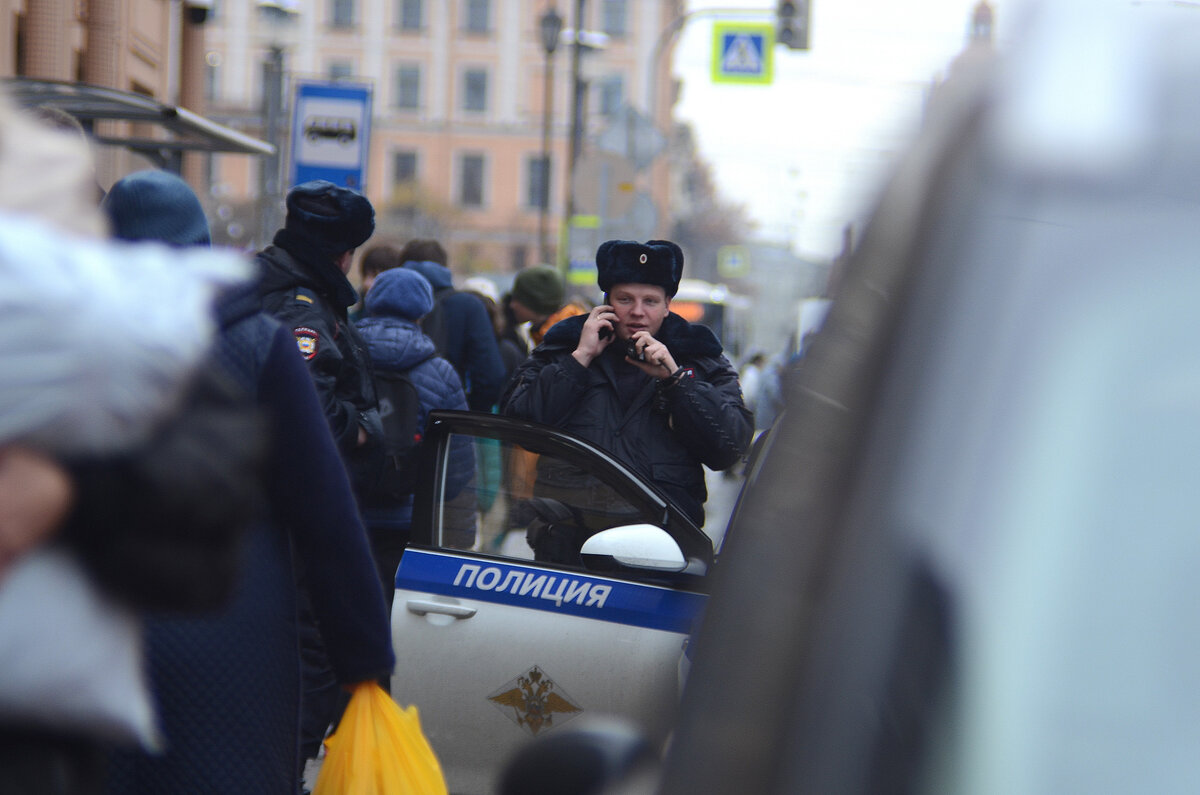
[436,433,655,567]
[414,412,713,574]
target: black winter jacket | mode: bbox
[500,312,753,525]
[256,239,384,494]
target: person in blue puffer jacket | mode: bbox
[356,267,474,604]
[396,238,506,412]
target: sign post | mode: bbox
[289,79,373,191]
[711,22,775,85]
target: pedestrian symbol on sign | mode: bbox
[712,23,775,85]
[722,35,764,75]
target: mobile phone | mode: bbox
[626,340,646,362]
[599,326,613,340]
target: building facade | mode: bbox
[0,0,213,187]
[202,0,683,276]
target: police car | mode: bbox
[390,410,713,794]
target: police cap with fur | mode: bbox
[595,239,684,297]
[284,180,374,256]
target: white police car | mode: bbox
[390,410,713,794]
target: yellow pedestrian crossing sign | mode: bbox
[712,23,775,85]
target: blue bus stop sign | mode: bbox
[289,79,372,190]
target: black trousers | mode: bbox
[0,728,106,795]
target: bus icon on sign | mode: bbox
[304,116,356,144]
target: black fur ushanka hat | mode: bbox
[595,239,684,297]
[284,180,375,257]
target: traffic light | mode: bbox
[776,0,810,50]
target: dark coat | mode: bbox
[402,260,506,411]
[500,312,753,525]
[257,240,384,495]
[106,290,394,795]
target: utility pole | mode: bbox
[563,0,586,275]
[259,44,285,246]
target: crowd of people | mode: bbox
[0,95,781,794]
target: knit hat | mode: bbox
[103,170,211,247]
[462,275,500,304]
[284,180,374,258]
[511,265,564,316]
[364,266,434,321]
[595,239,683,297]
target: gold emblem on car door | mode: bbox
[488,666,582,736]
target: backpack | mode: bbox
[372,354,434,500]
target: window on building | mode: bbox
[463,69,488,112]
[393,150,418,184]
[464,0,490,34]
[598,75,624,117]
[394,64,421,109]
[328,60,354,80]
[459,153,486,207]
[396,0,422,30]
[511,245,529,272]
[330,0,355,28]
[526,154,551,210]
[602,0,628,38]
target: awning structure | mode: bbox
[2,78,275,166]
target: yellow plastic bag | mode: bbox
[313,682,448,795]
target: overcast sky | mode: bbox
[671,0,998,260]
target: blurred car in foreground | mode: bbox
[661,2,1200,793]
[390,410,712,794]
[500,2,1200,793]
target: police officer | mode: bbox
[256,180,384,771]
[501,239,752,558]
[257,180,384,496]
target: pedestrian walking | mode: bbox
[398,238,506,412]
[356,267,474,603]
[100,170,394,795]
[256,180,388,769]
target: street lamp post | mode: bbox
[538,6,563,266]
[257,1,297,247]
[563,0,586,275]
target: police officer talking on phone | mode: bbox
[501,239,753,533]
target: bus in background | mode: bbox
[670,278,752,361]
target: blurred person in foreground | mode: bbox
[100,170,393,795]
[398,238,506,412]
[0,100,260,795]
[501,240,752,556]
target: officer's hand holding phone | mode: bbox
[573,305,619,367]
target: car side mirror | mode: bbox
[581,524,687,572]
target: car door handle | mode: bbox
[406,599,477,619]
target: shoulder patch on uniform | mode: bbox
[293,289,316,305]
[294,327,319,360]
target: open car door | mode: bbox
[391,410,712,795]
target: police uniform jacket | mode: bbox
[257,243,384,493]
[500,312,753,526]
